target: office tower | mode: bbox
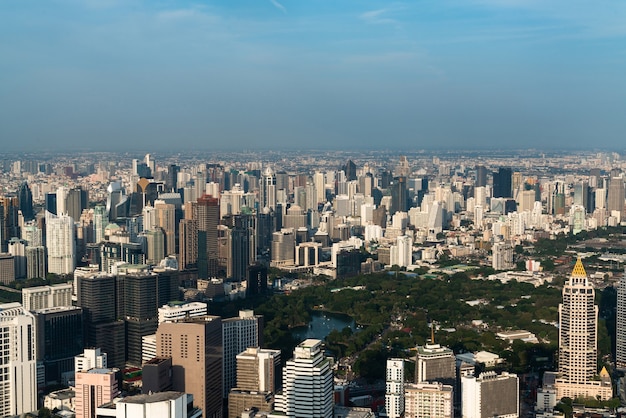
[492,241,514,270]
[145,153,155,174]
[75,368,121,418]
[390,176,408,215]
[46,212,76,275]
[0,253,15,284]
[475,165,487,187]
[8,237,27,278]
[76,273,126,368]
[145,228,165,265]
[75,347,108,373]
[0,303,37,416]
[228,347,281,418]
[117,271,179,366]
[179,218,198,270]
[390,235,412,268]
[518,189,536,212]
[157,316,223,418]
[246,263,268,296]
[18,181,34,221]
[26,246,46,279]
[274,339,333,418]
[155,200,176,256]
[66,187,89,222]
[45,192,58,216]
[33,306,84,386]
[222,310,264,397]
[617,271,626,370]
[229,214,255,281]
[102,391,202,418]
[573,181,589,210]
[0,196,19,251]
[558,259,597,382]
[106,181,128,222]
[271,229,295,265]
[196,195,220,279]
[343,159,357,181]
[461,371,519,418]
[93,205,108,244]
[22,283,72,311]
[386,358,405,418]
[260,167,277,211]
[416,344,456,387]
[607,177,625,218]
[167,164,180,192]
[404,382,453,418]
[493,167,512,198]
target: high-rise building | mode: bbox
[415,344,456,387]
[157,316,223,418]
[66,187,89,222]
[607,177,625,218]
[154,200,177,257]
[158,301,208,324]
[492,241,514,270]
[390,176,408,215]
[461,371,519,418]
[222,310,264,397]
[273,339,333,418]
[475,165,487,188]
[617,270,626,370]
[93,205,108,244]
[196,195,220,278]
[558,259,597,382]
[228,347,281,418]
[0,253,16,284]
[26,246,46,279]
[46,212,76,275]
[75,368,121,418]
[76,273,126,368]
[260,167,277,211]
[271,228,295,266]
[179,218,198,270]
[493,167,512,198]
[386,358,405,418]
[33,306,84,386]
[404,382,453,418]
[8,237,27,279]
[554,259,612,400]
[0,302,37,416]
[18,181,35,221]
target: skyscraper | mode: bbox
[390,176,408,215]
[493,167,512,198]
[260,167,277,211]
[273,339,333,418]
[157,316,223,418]
[222,310,264,397]
[18,181,34,221]
[554,258,612,400]
[607,177,625,218]
[386,358,405,418]
[475,165,487,188]
[617,270,626,370]
[558,259,597,383]
[0,303,37,416]
[196,195,220,278]
[45,212,76,275]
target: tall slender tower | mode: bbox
[222,310,263,397]
[386,358,405,418]
[196,195,220,278]
[0,303,37,416]
[46,212,76,275]
[558,258,597,383]
[618,270,626,370]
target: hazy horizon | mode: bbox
[2,1,625,152]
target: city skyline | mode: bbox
[1,1,626,152]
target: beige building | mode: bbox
[157,315,223,418]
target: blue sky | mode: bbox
[1,0,625,151]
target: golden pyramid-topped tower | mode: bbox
[571,257,587,278]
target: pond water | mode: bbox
[291,311,357,341]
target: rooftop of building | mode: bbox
[120,391,187,404]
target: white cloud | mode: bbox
[359,8,397,25]
[270,0,287,14]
